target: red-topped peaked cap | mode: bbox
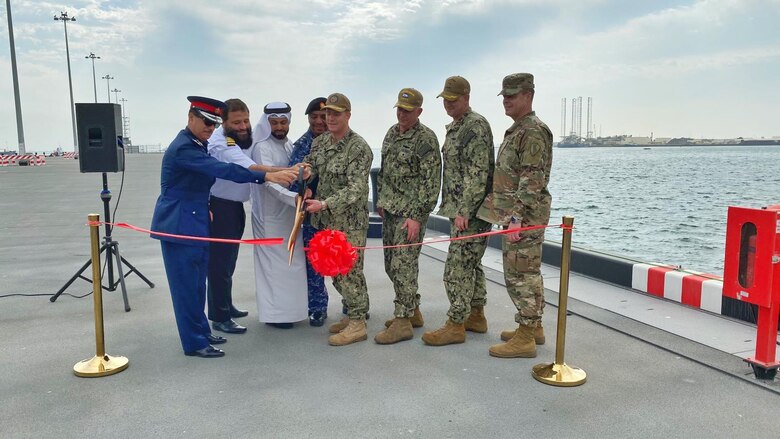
[187,96,227,124]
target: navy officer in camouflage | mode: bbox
[422,76,495,346]
[477,73,553,358]
[374,88,442,345]
[304,93,373,346]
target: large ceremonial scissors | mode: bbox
[287,165,307,265]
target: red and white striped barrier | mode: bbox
[0,154,47,166]
[63,152,76,158]
[631,263,723,314]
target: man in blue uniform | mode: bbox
[288,97,330,326]
[151,96,297,358]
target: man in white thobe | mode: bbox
[249,102,308,328]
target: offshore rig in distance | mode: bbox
[556,96,779,148]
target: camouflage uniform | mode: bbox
[438,110,495,324]
[305,129,373,320]
[478,111,553,326]
[377,121,441,319]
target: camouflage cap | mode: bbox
[437,76,470,101]
[394,88,423,111]
[322,93,351,112]
[498,73,534,96]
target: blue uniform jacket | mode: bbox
[151,128,267,246]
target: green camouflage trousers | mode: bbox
[503,236,545,325]
[383,212,427,318]
[444,218,491,323]
[333,227,369,319]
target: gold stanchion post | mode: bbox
[73,214,129,377]
[532,215,586,387]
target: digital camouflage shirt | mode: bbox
[437,109,494,219]
[304,129,373,231]
[376,121,441,223]
[477,111,553,226]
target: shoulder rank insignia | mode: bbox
[226,137,237,147]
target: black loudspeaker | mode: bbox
[76,103,125,173]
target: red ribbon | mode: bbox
[87,221,284,246]
[86,221,569,277]
[358,224,568,250]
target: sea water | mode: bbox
[548,145,780,274]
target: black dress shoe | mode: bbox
[207,333,227,345]
[309,311,327,327]
[184,345,225,358]
[266,322,294,329]
[230,306,249,318]
[213,319,247,334]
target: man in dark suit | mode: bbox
[151,96,296,358]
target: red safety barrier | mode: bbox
[723,205,780,380]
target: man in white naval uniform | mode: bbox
[249,102,308,328]
[207,99,298,335]
[206,99,257,335]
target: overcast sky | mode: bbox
[1,0,778,152]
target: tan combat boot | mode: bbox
[464,305,488,333]
[500,327,516,342]
[328,319,367,346]
[328,316,349,334]
[374,318,414,344]
[421,320,466,346]
[384,307,424,328]
[489,323,536,358]
[534,322,545,345]
[501,322,545,345]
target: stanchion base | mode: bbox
[73,354,129,378]
[744,358,780,381]
[532,362,587,387]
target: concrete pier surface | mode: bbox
[0,155,777,438]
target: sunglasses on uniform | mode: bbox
[197,113,221,128]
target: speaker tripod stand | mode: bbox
[51,173,154,311]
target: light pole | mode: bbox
[119,98,128,138]
[6,0,25,154]
[85,52,101,103]
[54,11,77,151]
[102,74,114,103]
[111,88,121,105]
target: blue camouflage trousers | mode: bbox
[303,223,328,313]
